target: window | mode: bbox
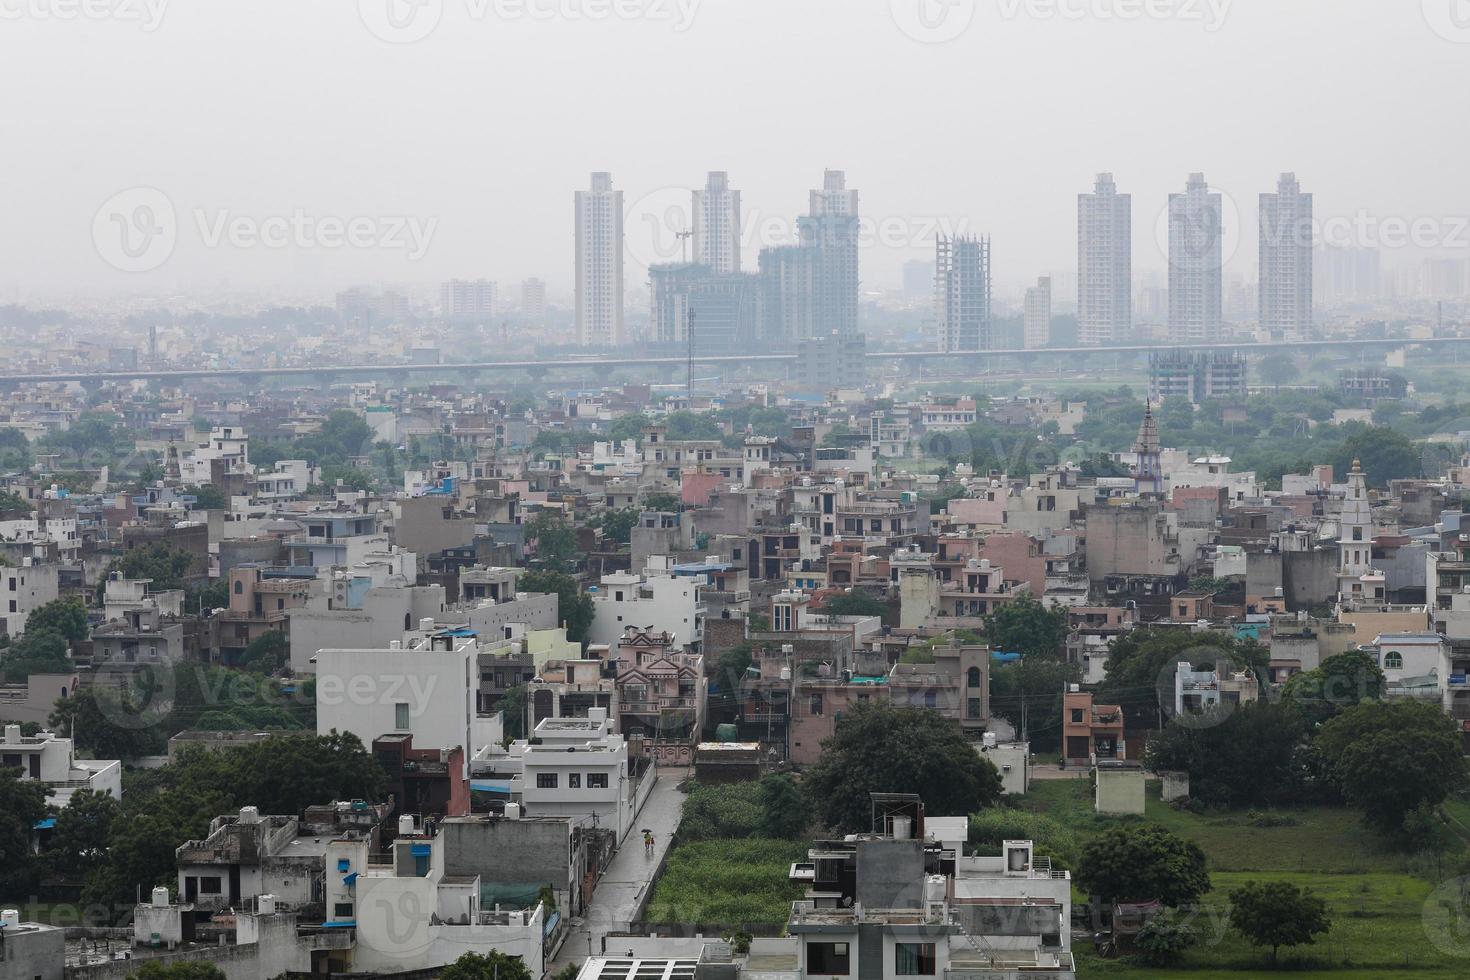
[333,902,354,918]
[1384,651,1404,670]
[807,942,850,975]
[1070,709,1084,723]
[536,772,558,789]
[895,942,936,976]
[588,772,608,789]
[199,876,223,895]
[967,697,981,719]
[967,666,982,688]
[568,773,582,789]
[234,580,244,594]
[394,703,411,729]
[810,693,824,716]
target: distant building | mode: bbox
[1024,275,1052,349]
[648,262,761,353]
[1078,172,1132,345]
[1259,172,1313,340]
[1168,172,1223,343]
[692,171,741,274]
[935,234,992,352]
[574,171,624,347]
[1148,350,1248,404]
[801,169,861,337]
[796,332,868,392]
[440,279,496,323]
[521,277,547,319]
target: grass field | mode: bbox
[644,838,808,926]
[1020,780,1470,978]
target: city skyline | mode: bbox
[4,2,1467,302]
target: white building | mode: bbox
[1337,459,1378,606]
[1078,173,1132,346]
[181,426,250,484]
[1023,275,1052,349]
[0,558,61,637]
[1168,172,1223,343]
[1,724,121,804]
[314,626,486,775]
[340,819,547,976]
[575,171,624,347]
[1259,172,1313,341]
[693,171,741,274]
[503,709,643,843]
[588,563,704,649]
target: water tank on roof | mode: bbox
[151,887,170,908]
[398,814,416,836]
[715,724,739,743]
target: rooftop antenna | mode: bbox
[675,228,693,264]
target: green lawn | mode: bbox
[644,838,808,926]
[1019,780,1470,978]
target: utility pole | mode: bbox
[687,309,696,406]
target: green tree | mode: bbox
[1227,880,1331,966]
[127,960,228,980]
[46,787,120,880]
[1316,699,1468,832]
[0,629,72,681]
[519,570,594,644]
[592,507,640,546]
[981,596,1068,658]
[1133,909,1199,967]
[756,774,812,839]
[1280,650,1384,729]
[1099,628,1266,730]
[525,510,580,572]
[50,685,169,759]
[0,490,33,514]
[24,596,89,642]
[820,591,888,621]
[186,484,228,510]
[0,766,49,898]
[103,545,197,593]
[238,630,288,674]
[1075,825,1210,908]
[643,492,681,513]
[803,702,1002,832]
[438,951,533,980]
[988,657,1079,753]
[1144,703,1308,807]
[1334,426,1420,488]
[498,686,529,740]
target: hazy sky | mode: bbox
[3,0,1467,303]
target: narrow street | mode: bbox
[548,767,689,975]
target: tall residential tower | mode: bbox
[1259,172,1313,340]
[574,171,624,347]
[1077,174,1132,345]
[1168,172,1223,343]
[692,171,741,275]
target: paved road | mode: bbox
[548,767,689,975]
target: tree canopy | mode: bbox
[803,701,1002,832]
[981,596,1068,658]
[438,951,533,980]
[1228,880,1331,965]
[519,570,593,644]
[1316,699,1467,832]
[1075,824,1211,908]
